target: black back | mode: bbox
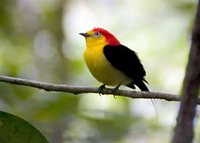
[103,45,146,81]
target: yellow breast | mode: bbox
[84,44,131,85]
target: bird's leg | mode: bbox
[98,84,106,96]
[111,84,121,98]
[126,82,136,90]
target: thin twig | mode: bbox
[0,75,199,104]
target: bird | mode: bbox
[80,27,149,94]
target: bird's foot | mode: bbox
[98,84,106,96]
[111,84,121,98]
[126,82,136,90]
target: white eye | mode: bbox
[93,32,101,37]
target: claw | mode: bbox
[98,84,105,96]
[111,84,121,98]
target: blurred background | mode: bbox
[0,0,199,142]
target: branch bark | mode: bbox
[172,1,200,143]
[0,75,200,104]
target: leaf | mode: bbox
[0,111,48,143]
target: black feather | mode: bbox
[103,45,149,91]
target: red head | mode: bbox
[92,28,120,45]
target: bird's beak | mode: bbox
[79,33,91,37]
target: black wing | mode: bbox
[103,44,146,81]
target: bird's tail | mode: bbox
[135,80,149,91]
[126,80,149,91]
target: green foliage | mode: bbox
[35,94,80,121]
[0,111,48,143]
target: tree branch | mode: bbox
[172,1,200,143]
[0,75,199,104]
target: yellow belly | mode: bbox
[84,46,131,86]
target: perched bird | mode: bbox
[80,28,149,93]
